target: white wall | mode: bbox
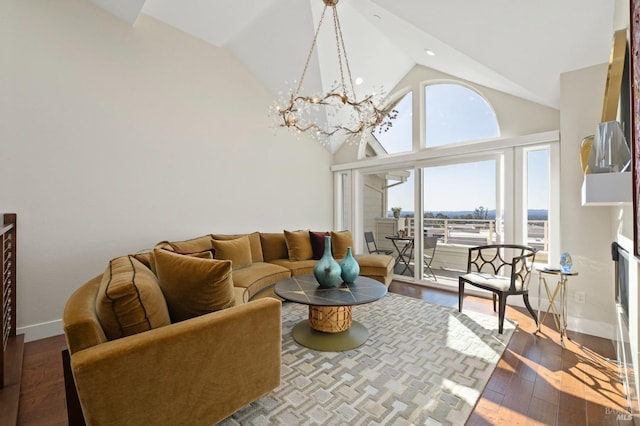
[0,0,333,340]
[559,63,615,336]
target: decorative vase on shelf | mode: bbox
[313,236,341,288]
[560,252,573,273]
[339,247,360,284]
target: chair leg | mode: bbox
[497,293,507,334]
[492,293,497,312]
[458,280,465,312]
[522,293,538,328]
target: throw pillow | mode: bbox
[284,229,313,261]
[260,233,288,261]
[309,231,330,260]
[331,230,354,259]
[153,248,235,322]
[148,248,214,275]
[164,235,215,253]
[211,236,252,269]
[95,255,171,340]
[210,232,264,263]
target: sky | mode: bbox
[376,84,549,212]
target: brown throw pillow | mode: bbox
[260,233,288,261]
[148,248,214,275]
[95,255,171,340]
[284,229,313,261]
[153,248,235,322]
[211,236,252,269]
[309,231,330,260]
[165,235,215,253]
[331,230,354,259]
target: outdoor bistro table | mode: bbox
[386,235,414,275]
[274,274,387,351]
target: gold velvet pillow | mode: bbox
[331,230,354,259]
[164,235,215,253]
[153,249,235,322]
[284,229,313,261]
[95,256,171,340]
[211,232,264,263]
[211,236,252,269]
[148,248,214,275]
[260,233,288,261]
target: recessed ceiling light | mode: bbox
[355,77,364,85]
[425,49,435,56]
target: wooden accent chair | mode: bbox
[458,244,538,333]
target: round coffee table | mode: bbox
[274,274,387,351]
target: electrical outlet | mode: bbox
[575,291,586,304]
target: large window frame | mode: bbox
[333,131,560,288]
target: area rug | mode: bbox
[220,292,515,426]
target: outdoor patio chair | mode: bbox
[364,231,393,255]
[423,236,438,281]
[458,244,538,334]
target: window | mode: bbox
[340,80,558,288]
[425,84,500,147]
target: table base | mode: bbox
[292,320,368,352]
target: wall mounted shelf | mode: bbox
[581,172,632,206]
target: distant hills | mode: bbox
[389,209,548,220]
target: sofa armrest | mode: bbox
[70,297,281,426]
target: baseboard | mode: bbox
[508,295,614,340]
[409,279,615,340]
[17,319,63,343]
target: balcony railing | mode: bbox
[402,217,547,251]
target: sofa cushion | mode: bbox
[284,229,313,261]
[211,236,253,269]
[153,248,235,322]
[159,235,215,253]
[95,255,171,340]
[354,254,394,286]
[260,233,289,261]
[309,231,330,260]
[211,232,264,263]
[231,262,291,302]
[268,259,317,277]
[331,230,354,259]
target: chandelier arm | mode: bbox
[294,3,330,97]
[333,4,357,101]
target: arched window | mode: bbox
[424,83,499,147]
[373,91,412,154]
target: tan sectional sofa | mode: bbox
[62,230,393,425]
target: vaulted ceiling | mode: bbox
[92,0,617,150]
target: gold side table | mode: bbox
[536,266,579,348]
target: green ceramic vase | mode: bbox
[340,247,360,284]
[313,236,341,288]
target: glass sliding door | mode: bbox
[420,159,498,284]
[361,168,415,279]
[525,147,550,264]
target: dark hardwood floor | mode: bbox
[13,281,632,425]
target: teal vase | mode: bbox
[340,247,360,284]
[313,236,341,288]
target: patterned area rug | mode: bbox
[221,293,515,426]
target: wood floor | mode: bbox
[12,281,633,425]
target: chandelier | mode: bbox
[271,0,396,146]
